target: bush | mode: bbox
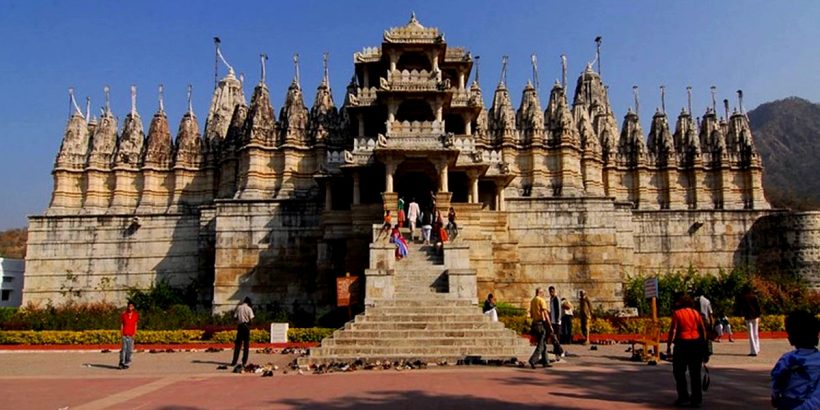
[288,327,335,343]
[211,329,271,344]
[0,330,204,345]
[499,315,531,335]
[624,267,819,317]
[495,302,526,318]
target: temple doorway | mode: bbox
[394,160,437,213]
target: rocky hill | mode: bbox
[0,228,26,259]
[749,97,820,210]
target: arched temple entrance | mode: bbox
[394,160,438,212]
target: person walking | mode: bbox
[561,297,574,345]
[578,290,593,345]
[421,210,433,245]
[118,301,139,370]
[548,286,565,359]
[230,297,255,371]
[713,311,734,343]
[771,310,820,410]
[407,198,420,242]
[696,294,714,336]
[737,287,762,356]
[666,293,708,408]
[446,207,458,238]
[528,287,553,368]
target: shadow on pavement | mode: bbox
[276,390,563,410]
[494,363,770,409]
[191,359,231,366]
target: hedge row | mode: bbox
[0,330,204,345]
[0,327,335,345]
[498,314,792,336]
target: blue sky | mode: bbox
[0,0,818,229]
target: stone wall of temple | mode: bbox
[23,213,203,305]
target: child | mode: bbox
[771,310,820,410]
[713,312,734,343]
[378,210,392,240]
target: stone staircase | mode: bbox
[302,235,533,365]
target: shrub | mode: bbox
[590,318,614,334]
[0,330,204,345]
[495,302,526,318]
[288,327,335,343]
[211,330,271,344]
[499,316,531,335]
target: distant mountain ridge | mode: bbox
[749,97,820,210]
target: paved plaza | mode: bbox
[0,338,786,409]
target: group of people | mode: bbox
[378,196,459,260]
[526,287,594,369]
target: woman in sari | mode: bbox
[390,225,409,260]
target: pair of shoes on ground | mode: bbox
[748,353,758,357]
[528,360,552,369]
[117,363,129,370]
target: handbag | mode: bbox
[702,364,710,391]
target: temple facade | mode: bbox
[24,16,820,314]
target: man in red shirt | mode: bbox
[118,301,139,370]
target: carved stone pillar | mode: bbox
[352,171,361,205]
[384,160,397,193]
[496,181,506,211]
[357,113,365,137]
[387,100,397,123]
[466,170,479,204]
[435,162,449,192]
[362,66,369,88]
[464,117,472,136]
[325,182,332,211]
[458,72,465,90]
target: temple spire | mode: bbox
[594,36,602,76]
[561,54,567,90]
[737,89,745,114]
[215,38,235,75]
[632,85,640,116]
[322,52,330,86]
[686,86,693,115]
[530,53,539,91]
[710,85,717,113]
[660,85,666,114]
[474,55,481,85]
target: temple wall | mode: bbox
[23,213,202,306]
[211,200,327,314]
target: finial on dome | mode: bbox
[293,53,301,86]
[710,86,717,113]
[594,36,602,77]
[68,87,82,117]
[215,38,235,75]
[103,85,111,114]
[499,55,508,86]
[723,99,730,121]
[737,89,744,114]
[686,86,693,115]
[659,85,666,114]
[560,54,567,90]
[260,53,268,83]
[410,11,418,23]
[130,85,137,116]
[158,84,165,113]
[632,85,640,116]
[85,96,91,120]
[474,55,480,85]
[187,84,193,115]
[322,52,330,86]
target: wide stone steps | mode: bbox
[354,313,487,322]
[343,321,507,331]
[332,329,518,339]
[321,337,527,347]
[364,306,479,314]
[369,299,475,307]
[308,346,530,359]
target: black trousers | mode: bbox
[560,315,573,344]
[231,323,250,366]
[551,323,564,356]
[528,321,548,365]
[673,339,704,404]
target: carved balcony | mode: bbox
[386,120,444,138]
[381,69,443,92]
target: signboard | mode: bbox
[336,274,361,307]
[644,277,659,299]
[270,322,289,343]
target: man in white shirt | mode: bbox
[407,198,421,242]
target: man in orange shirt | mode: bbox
[118,301,139,370]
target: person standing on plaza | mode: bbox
[548,286,565,359]
[696,294,714,336]
[230,297,255,371]
[528,287,553,368]
[771,310,820,410]
[737,287,762,356]
[578,290,593,345]
[666,293,708,408]
[407,198,420,242]
[483,293,498,322]
[560,297,574,345]
[118,301,139,370]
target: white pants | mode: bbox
[484,308,498,322]
[746,318,760,354]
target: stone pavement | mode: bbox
[0,338,789,409]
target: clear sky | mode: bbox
[0,0,818,229]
